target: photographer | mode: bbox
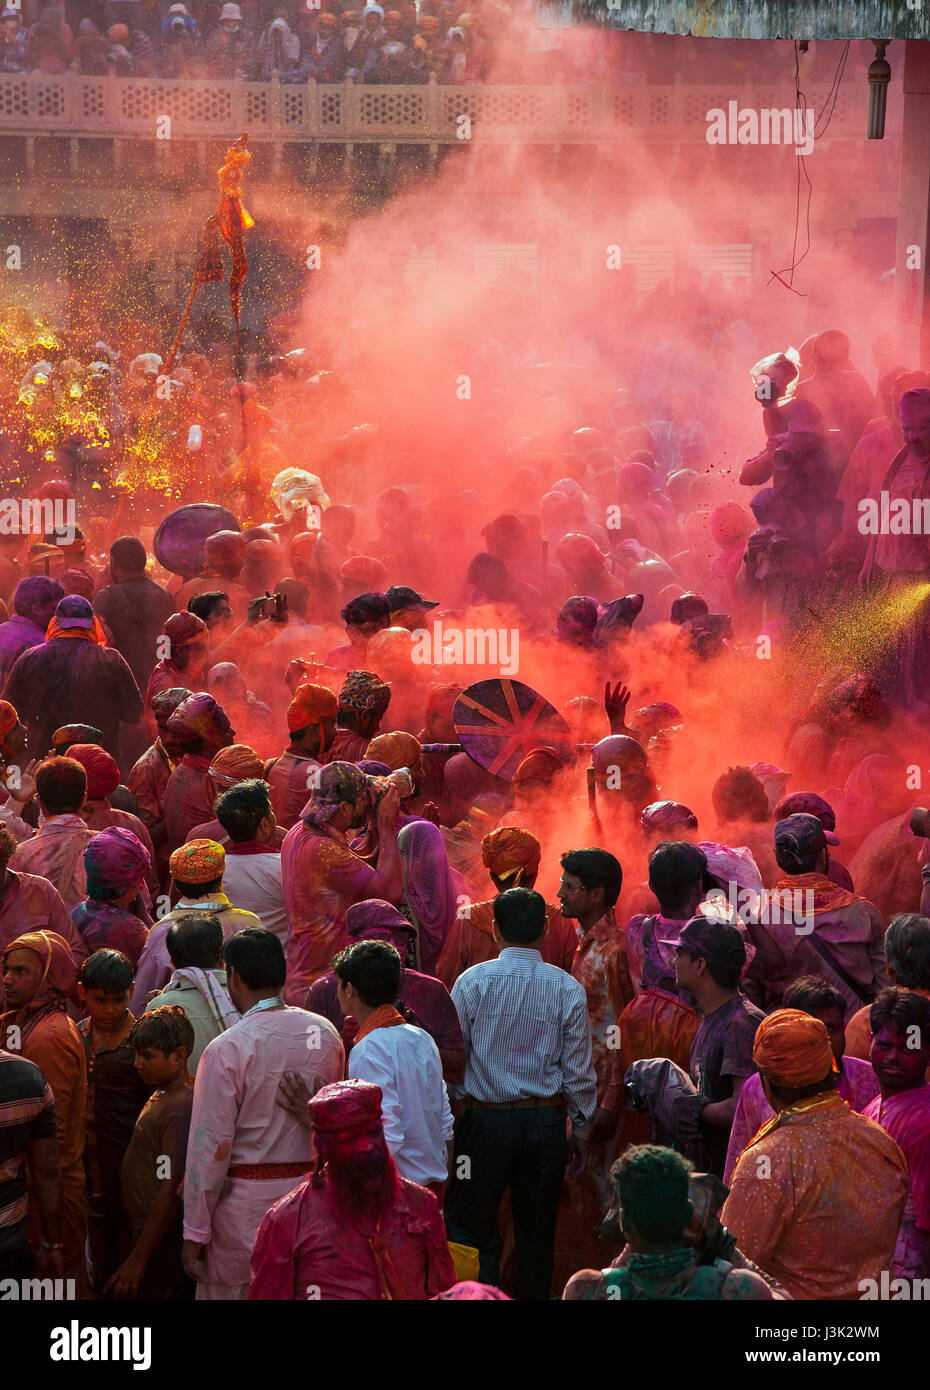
[161,2,199,78]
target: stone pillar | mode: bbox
[894,40,930,363]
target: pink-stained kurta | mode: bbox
[0,869,89,967]
[724,1054,880,1183]
[183,1001,344,1299]
[163,754,213,852]
[280,820,378,1004]
[863,1085,930,1279]
[10,814,97,911]
[249,1174,455,1300]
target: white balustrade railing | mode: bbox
[0,72,888,144]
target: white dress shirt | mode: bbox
[348,1023,453,1187]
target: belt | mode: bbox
[228,1161,314,1180]
[463,1094,564,1111]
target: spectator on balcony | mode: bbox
[346,1,383,77]
[72,17,110,73]
[25,5,71,72]
[293,11,345,83]
[160,4,200,76]
[338,8,360,64]
[0,7,27,71]
[162,3,199,42]
[254,10,300,80]
[403,33,433,83]
[106,22,156,74]
[440,23,466,82]
[203,2,253,79]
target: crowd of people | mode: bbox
[1,0,552,84]
[1,275,930,1305]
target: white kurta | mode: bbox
[183,1000,343,1299]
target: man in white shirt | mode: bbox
[335,938,452,1201]
[215,779,288,950]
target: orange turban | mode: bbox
[752,1008,835,1088]
[169,838,226,886]
[481,826,541,884]
[0,699,18,751]
[204,743,265,808]
[287,682,338,733]
[364,731,422,774]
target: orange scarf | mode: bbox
[46,616,107,645]
[354,1004,406,1045]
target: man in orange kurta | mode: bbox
[722,1008,908,1300]
[0,930,87,1282]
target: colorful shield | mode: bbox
[453,678,572,781]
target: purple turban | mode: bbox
[165,692,235,754]
[84,827,151,899]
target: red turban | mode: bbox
[308,1079,383,1133]
[164,611,207,651]
[67,743,120,800]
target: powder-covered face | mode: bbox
[321,1117,389,1174]
[871,1023,930,1094]
[2,948,43,1009]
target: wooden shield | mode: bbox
[453,678,572,781]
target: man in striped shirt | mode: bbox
[0,1048,63,1280]
[447,887,597,1300]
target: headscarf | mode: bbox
[169,838,226,886]
[67,743,120,800]
[481,826,540,885]
[752,1008,835,1087]
[303,761,369,827]
[287,682,338,734]
[774,790,837,832]
[2,930,77,1042]
[150,687,193,724]
[641,801,698,835]
[166,693,235,754]
[51,723,103,753]
[204,743,265,809]
[397,819,457,973]
[364,731,422,775]
[345,899,415,943]
[84,826,151,898]
[339,669,391,715]
[163,611,208,654]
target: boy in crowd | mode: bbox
[107,1006,196,1300]
[77,949,153,1296]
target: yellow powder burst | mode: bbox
[795,581,930,674]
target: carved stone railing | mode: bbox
[0,72,889,145]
